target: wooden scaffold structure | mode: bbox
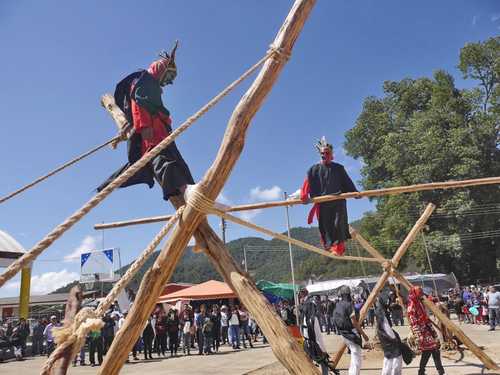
[0,0,498,374]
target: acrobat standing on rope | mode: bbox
[300,137,358,256]
[98,41,194,200]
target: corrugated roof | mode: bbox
[158,280,236,302]
[0,293,70,307]
[0,230,25,254]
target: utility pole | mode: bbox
[284,191,299,323]
[220,217,227,244]
[243,245,248,273]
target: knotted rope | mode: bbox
[41,208,183,374]
[0,48,284,288]
[185,185,387,264]
[0,135,121,205]
[40,307,103,375]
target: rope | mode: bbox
[0,49,278,288]
[40,307,103,375]
[0,136,120,205]
[185,185,386,264]
[41,209,183,374]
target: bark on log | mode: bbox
[331,204,435,367]
[392,270,499,370]
[227,176,500,212]
[98,1,317,374]
[49,286,83,375]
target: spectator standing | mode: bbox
[210,305,221,352]
[486,286,500,331]
[167,309,180,357]
[155,312,168,357]
[181,309,192,355]
[202,314,213,355]
[43,316,60,356]
[220,305,229,345]
[142,317,155,360]
[239,306,253,348]
[17,318,30,357]
[195,305,206,355]
[0,328,10,363]
[101,313,115,354]
[89,328,103,367]
[228,306,241,349]
[32,318,45,356]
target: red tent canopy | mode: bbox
[158,280,236,303]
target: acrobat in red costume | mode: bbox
[300,137,358,256]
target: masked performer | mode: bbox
[300,137,358,256]
[98,41,194,200]
[407,286,446,375]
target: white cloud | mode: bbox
[491,13,500,22]
[238,209,263,222]
[2,269,79,296]
[217,191,232,205]
[249,186,282,201]
[472,15,478,26]
[64,235,99,263]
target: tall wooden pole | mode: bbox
[98,1,317,374]
[331,203,435,367]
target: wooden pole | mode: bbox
[331,203,435,367]
[392,270,499,370]
[98,1,317,374]
[227,176,500,212]
[94,214,173,230]
[49,286,83,375]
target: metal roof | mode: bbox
[0,293,70,308]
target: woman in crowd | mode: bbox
[167,309,180,357]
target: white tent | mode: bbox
[306,273,458,296]
[0,230,25,267]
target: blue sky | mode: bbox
[1,0,499,297]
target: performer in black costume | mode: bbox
[301,137,358,255]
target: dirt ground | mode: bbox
[0,323,498,374]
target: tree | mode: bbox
[345,39,500,283]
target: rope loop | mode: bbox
[53,307,104,357]
[185,185,219,214]
[267,44,291,62]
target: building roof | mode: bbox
[0,230,25,267]
[158,280,236,303]
[0,293,70,308]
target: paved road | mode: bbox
[0,323,498,374]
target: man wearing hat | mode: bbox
[301,137,359,256]
[98,41,194,200]
[43,316,60,356]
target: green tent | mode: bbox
[256,280,299,300]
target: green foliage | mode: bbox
[344,38,500,283]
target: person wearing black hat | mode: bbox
[333,285,369,375]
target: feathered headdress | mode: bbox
[158,40,179,64]
[315,136,333,153]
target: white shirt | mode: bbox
[183,321,191,334]
[229,312,239,326]
[487,291,500,308]
[220,312,229,327]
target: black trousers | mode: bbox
[318,200,350,248]
[143,336,154,359]
[419,349,445,375]
[89,337,103,365]
[168,331,178,355]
